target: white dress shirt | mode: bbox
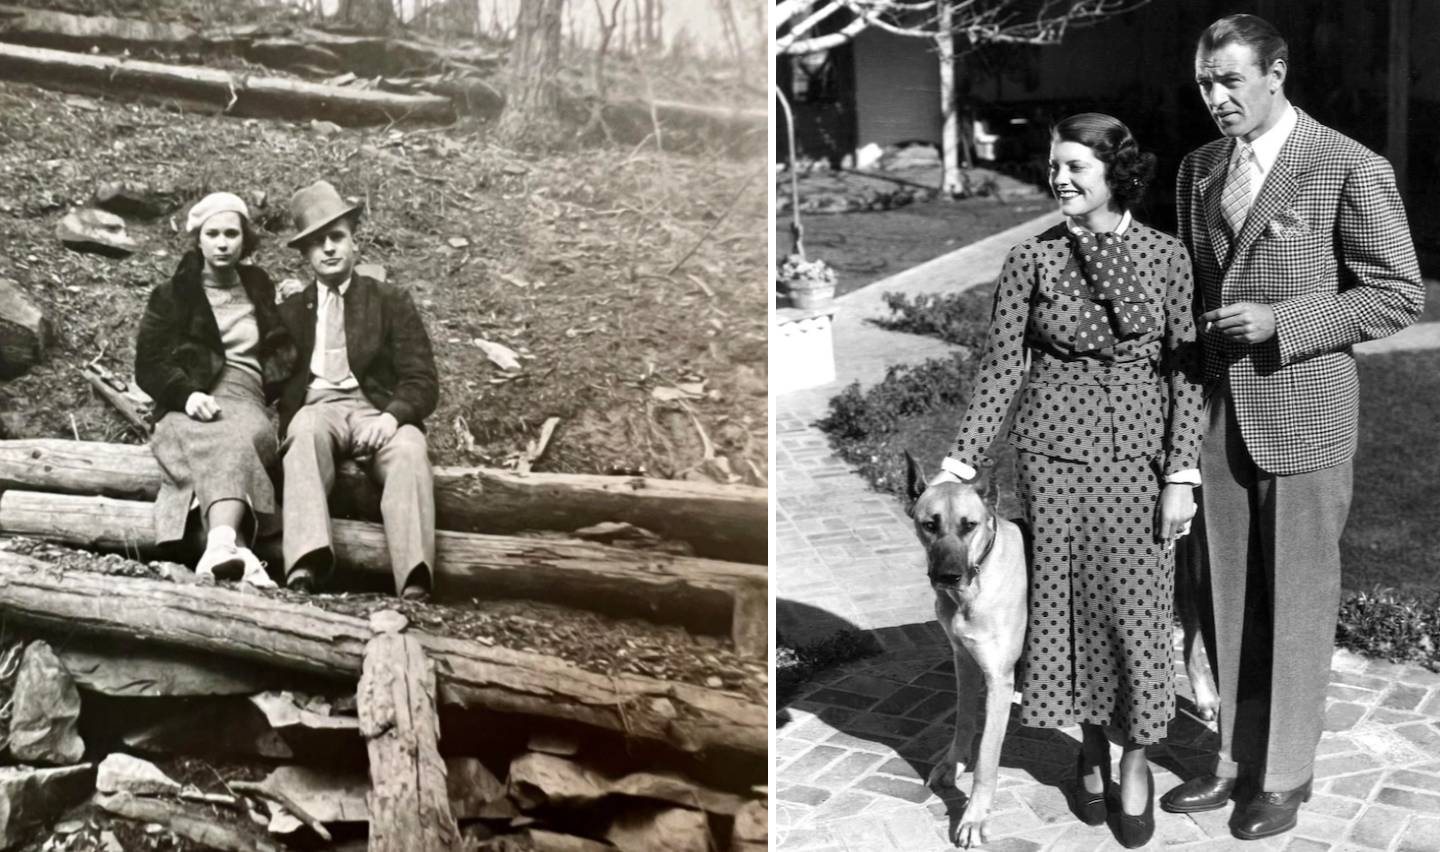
[309,277,360,391]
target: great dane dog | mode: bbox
[905,453,1027,848]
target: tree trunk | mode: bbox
[0,489,766,646]
[0,42,454,126]
[0,550,767,757]
[0,277,47,380]
[494,0,565,145]
[0,440,766,563]
[937,2,962,197]
[359,622,461,852]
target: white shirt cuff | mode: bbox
[941,457,978,481]
[1166,468,1201,486]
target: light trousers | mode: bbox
[1200,387,1352,792]
[282,388,435,594]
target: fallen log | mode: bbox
[0,551,766,757]
[0,490,764,648]
[0,277,47,381]
[0,42,455,126]
[96,792,282,852]
[0,6,502,78]
[358,613,461,852]
[0,439,766,563]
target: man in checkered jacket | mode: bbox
[1161,14,1424,842]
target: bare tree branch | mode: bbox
[776,0,1150,55]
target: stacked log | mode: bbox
[0,439,767,564]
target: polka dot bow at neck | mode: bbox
[1068,230,1159,353]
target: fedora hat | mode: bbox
[286,180,362,248]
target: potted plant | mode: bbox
[777,253,836,310]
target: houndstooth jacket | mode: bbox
[1176,108,1424,476]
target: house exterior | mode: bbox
[777,0,1437,248]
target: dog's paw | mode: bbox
[954,808,989,848]
[926,761,956,790]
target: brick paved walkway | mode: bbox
[773,213,1440,850]
[776,643,1440,851]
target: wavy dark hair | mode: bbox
[190,212,263,260]
[1199,14,1288,75]
[1051,112,1157,211]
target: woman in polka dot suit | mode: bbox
[932,113,1206,847]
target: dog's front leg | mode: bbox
[926,642,980,791]
[954,660,1015,848]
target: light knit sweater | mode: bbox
[202,273,262,378]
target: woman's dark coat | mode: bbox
[135,250,298,416]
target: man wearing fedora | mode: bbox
[275,180,439,599]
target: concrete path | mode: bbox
[773,212,1440,850]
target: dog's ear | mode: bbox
[903,451,926,511]
[974,457,999,509]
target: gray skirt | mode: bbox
[151,366,278,545]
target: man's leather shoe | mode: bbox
[1232,779,1312,840]
[1160,774,1236,814]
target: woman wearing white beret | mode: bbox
[135,192,297,587]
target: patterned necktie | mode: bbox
[1221,141,1253,236]
[1070,231,1159,353]
[319,284,348,382]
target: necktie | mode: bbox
[1070,231,1159,353]
[1221,141,1253,236]
[319,284,348,382]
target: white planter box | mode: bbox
[773,306,837,393]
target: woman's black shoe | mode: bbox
[1116,766,1155,849]
[1074,750,1109,826]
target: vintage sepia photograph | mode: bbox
[774,1,1440,849]
[0,0,769,849]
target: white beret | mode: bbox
[185,192,250,233]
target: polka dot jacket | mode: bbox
[947,220,1205,474]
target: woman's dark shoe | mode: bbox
[1232,778,1312,840]
[1161,773,1237,814]
[1116,766,1155,849]
[1074,751,1110,826]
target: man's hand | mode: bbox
[1201,302,1276,344]
[354,412,398,455]
[185,392,221,422]
[1156,483,1197,549]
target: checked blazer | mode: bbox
[1176,108,1423,476]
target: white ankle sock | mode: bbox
[207,526,237,549]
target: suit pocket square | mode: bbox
[1267,211,1311,240]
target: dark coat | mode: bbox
[274,273,439,434]
[135,251,297,417]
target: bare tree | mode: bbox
[775,0,1149,195]
[496,0,566,145]
[592,0,627,96]
[336,0,398,32]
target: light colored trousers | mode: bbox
[1199,386,1352,792]
[282,388,435,594]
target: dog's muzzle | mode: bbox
[927,537,976,588]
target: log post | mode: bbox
[359,611,461,852]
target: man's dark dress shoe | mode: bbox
[1073,751,1109,826]
[1116,766,1155,849]
[1160,774,1236,814]
[286,567,315,593]
[1232,779,1312,840]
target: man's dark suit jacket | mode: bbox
[275,273,439,435]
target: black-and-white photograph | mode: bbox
[0,0,769,848]
[773,1,1440,849]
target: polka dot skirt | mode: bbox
[1015,451,1175,745]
